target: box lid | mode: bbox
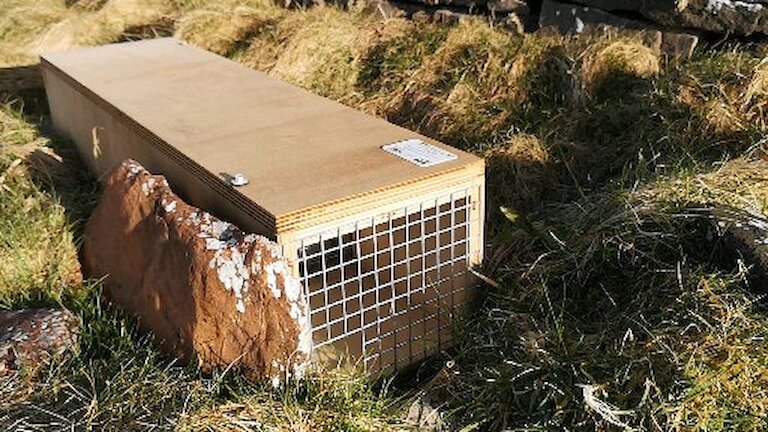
[41,38,483,232]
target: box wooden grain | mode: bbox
[41,38,485,373]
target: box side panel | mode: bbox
[42,66,278,238]
[279,180,484,375]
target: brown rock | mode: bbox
[83,160,312,382]
[661,31,698,61]
[0,308,79,373]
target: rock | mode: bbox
[643,29,664,51]
[433,8,476,24]
[83,160,312,383]
[487,0,529,14]
[641,0,768,35]
[365,0,408,19]
[395,0,482,9]
[401,365,456,431]
[538,1,698,60]
[661,31,699,60]
[544,0,765,37]
[571,0,642,11]
[404,394,449,431]
[0,308,79,374]
[412,9,433,23]
[539,0,649,34]
[708,206,768,291]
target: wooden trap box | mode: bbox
[41,38,485,374]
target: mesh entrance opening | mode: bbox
[296,190,472,373]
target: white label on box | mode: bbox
[382,139,458,168]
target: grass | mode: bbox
[4,0,768,430]
[0,106,86,305]
[0,101,403,431]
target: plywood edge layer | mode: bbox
[275,159,485,234]
[40,57,278,234]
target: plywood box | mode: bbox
[41,38,485,373]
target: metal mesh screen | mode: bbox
[295,189,473,373]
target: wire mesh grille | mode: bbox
[296,189,473,373]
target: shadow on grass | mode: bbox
[438,190,750,429]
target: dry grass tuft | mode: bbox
[68,0,109,11]
[485,133,554,210]
[581,39,660,93]
[506,35,577,105]
[638,157,768,213]
[0,0,173,65]
[704,98,746,133]
[267,7,380,99]
[669,50,765,145]
[174,0,283,56]
[742,57,768,129]
[0,0,71,66]
[380,19,521,145]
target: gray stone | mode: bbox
[403,394,450,431]
[571,0,643,11]
[641,0,768,35]
[707,206,768,291]
[403,0,482,8]
[487,0,529,14]
[365,0,408,19]
[539,0,648,34]
[433,8,476,23]
[500,12,526,32]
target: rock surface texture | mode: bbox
[539,0,700,60]
[539,0,648,33]
[543,0,768,36]
[83,160,312,382]
[642,0,768,35]
[373,0,768,38]
[709,206,768,291]
[376,0,768,40]
[0,308,79,374]
[368,0,529,32]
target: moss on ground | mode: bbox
[3,0,768,430]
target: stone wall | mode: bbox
[374,0,768,46]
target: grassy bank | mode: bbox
[3,0,768,430]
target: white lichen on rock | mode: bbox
[164,200,177,213]
[265,261,284,299]
[142,177,157,196]
[205,238,224,251]
[125,160,143,179]
[705,0,763,13]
